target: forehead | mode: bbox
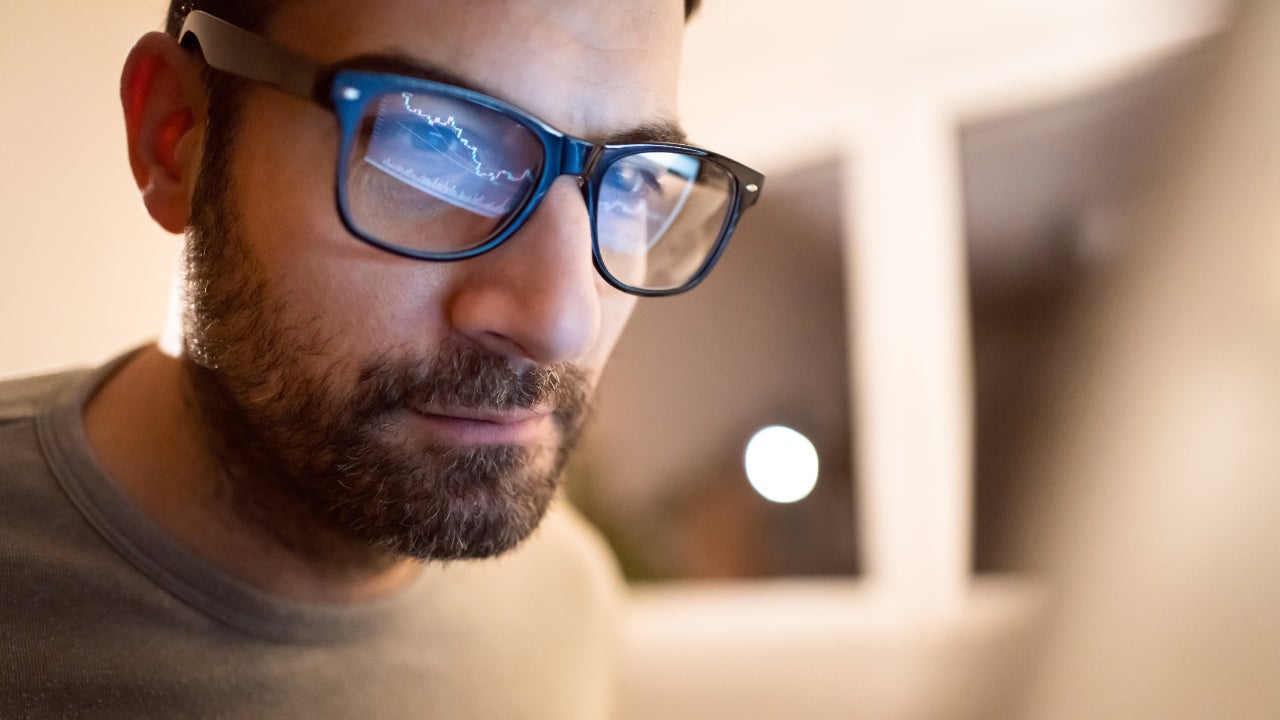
[260,0,685,138]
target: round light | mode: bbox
[743,425,819,504]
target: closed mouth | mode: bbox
[406,405,554,445]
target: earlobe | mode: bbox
[121,32,207,234]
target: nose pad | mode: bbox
[572,175,590,206]
[572,176,593,234]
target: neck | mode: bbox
[83,345,421,603]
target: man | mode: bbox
[0,0,762,718]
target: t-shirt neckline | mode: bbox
[36,350,430,644]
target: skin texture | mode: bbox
[88,0,684,602]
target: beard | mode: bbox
[181,113,591,565]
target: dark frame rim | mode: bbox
[178,10,765,297]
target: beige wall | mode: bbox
[0,2,178,378]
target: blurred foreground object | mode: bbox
[1022,0,1280,716]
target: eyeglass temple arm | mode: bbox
[178,11,325,103]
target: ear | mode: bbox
[121,32,208,234]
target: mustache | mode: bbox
[353,339,590,416]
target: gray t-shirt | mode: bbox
[0,359,622,719]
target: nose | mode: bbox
[444,177,601,364]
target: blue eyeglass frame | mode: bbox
[177,11,765,296]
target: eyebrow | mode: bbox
[600,120,688,147]
[338,51,690,147]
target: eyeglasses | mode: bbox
[178,11,765,296]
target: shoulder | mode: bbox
[0,367,91,486]
[524,499,625,592]
[0,366,96,531]
[0,367,88,426]
[504,499,627,629]
[416,500,626,717]
[0,364,105,560]
[436,499,625,616]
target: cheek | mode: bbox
[230,96,345,261]
[227,93,460,350]
[284,258,459,363]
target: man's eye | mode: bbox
[607,162,662,196]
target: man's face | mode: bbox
[183,0,683,562]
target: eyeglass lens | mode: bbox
[346,91,541,254]
[596,152,733,292]
[343,89,735,291]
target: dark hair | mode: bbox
[166,0,702,36]
[166,2,277,37]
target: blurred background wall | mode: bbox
[1017,1,1280,716]
[7,1,1277,718]
[0,2,179,378]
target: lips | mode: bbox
[407,405,554,445]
